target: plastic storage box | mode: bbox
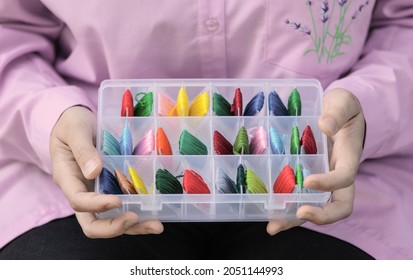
[95,79,330,221]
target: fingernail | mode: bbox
[84,159,98,177]
[323,117,337,134]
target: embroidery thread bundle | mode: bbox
[291,125,301,154]
[155,168,210,194]
[236,164,246,193]
[121,89,134,117]
[120,125,133,155]
[114,169,137,194]
[158,93,175,116]
[100,167,122,195]
[129,166,149,194]
[216,167,238,194]
[103,130,120,156]
[268,89,302,117]
[231,88,243,116]
[269,127,286,154]
[166,87,210,117]
[179,130,208,155]
[102,126,155,156]
[290,125,317,155]
[155,169,183,194]
[288,89,302,116]
[213,131,233,155]
[134,92,154,117]
[212,92,232,116]
[156,127,173,155]
[245,167,268,194]
[249,127,268,154]
[121,89,153,117]
[213,89,265,116]
[273,165,296,194]
[233,127,250,155]
[244,92,265,116]
[100,167,148,195]
[183,170,210,194]
[214,126,268,155]
[132,130,155,155]
[273,163,309,194]
[301,125,317,154]
[216,165,267,194]
[268,91,288,116]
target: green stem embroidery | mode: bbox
[287,0,368,64]
[307,3,321,62]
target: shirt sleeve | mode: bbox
[326,0,413,161]
[0,1,94,174]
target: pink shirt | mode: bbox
[1,0,412,259]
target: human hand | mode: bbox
[267,89,365,235]
[50,106,163,238]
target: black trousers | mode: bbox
[0,215,373,260]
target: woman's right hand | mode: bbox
[50,106,164,238]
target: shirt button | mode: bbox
[204,18,219,32]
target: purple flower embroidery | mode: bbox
[321,0,329,13]
[320,0,330,23]
[285,0,370,63]
[285,19,311,36]
[338,0,348,6]
[351,10,359,20]
[320,14,329,23]
[352,1,369,20]
[300,26,312,36]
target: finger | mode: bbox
[62,109,102,180]
[57,167,121,212]
[125,220,164,235]
[304,166,355,191]
[320,89,362,136]
[69,127,102,180]
[76,211,140,238]
[305,116,364,192]
[329,112,365,165]
[296,185,354,225]
[266,219,304,236]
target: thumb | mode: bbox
[319,89,362,136]
[64,107,102,180]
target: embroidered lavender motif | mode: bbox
[285,0,369,63]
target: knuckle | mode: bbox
[333,106,348,123]
[347,91,360,107]
[82,227,98,239]
[69,200,83,212]
[341,169,356,188]
[51,169,61,186]
[342,203,354,219]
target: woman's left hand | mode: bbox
[267,88,365,235]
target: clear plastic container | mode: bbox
[95,79,330,221]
